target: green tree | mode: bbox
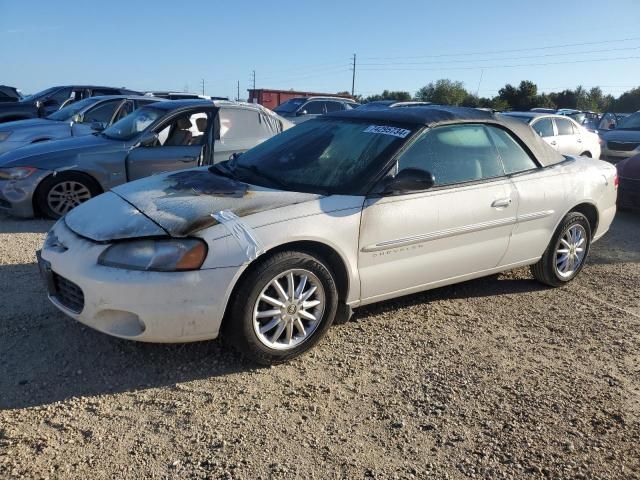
[363,90,412,103]
[613,87,640,112]
[414,79,468,105]
[498,80,539,110]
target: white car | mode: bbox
[38,107,618,364]
[501,112,601,159]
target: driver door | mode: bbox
[358,124,517,303]
[126,108,215,181]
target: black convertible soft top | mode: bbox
[327,106,565,167]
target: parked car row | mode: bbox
[0,99,292,218]
[0,95,159,154]
[0,85,141,123]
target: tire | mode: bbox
[530,212,591,287]
[225,250,339,365]
[35,172,101,219]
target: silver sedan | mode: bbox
[38,106,618,364]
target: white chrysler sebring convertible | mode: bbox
[38,107,618,364]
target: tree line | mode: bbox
[343,80,640,112]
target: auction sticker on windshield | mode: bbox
[363,125,411,138]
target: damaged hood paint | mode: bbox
[66,167,323,241]
[0,133,122,168]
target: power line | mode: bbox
[360,35,640,60]
[358,45,640,66]
[358,55,640,72]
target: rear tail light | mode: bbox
[614,174,619,189]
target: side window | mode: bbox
[302,101,324,115]
[396,124,504,186]
[555,118,573,136]
[155,111,210,146]
[486,126,538,174]
[83,100,122,124]
[113,100,134,123]
[219,108,262,140]
[324,101,343,113]
[531,118,554,138]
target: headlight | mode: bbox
[0,131,12,142]
[98,238,207,271]
[0,166,37,180]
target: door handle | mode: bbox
[577,138,582,143]
[491,198,512,208]
[181,155,196,162]
[550,140,557,145]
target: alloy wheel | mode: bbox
[555,224,587,279]
[253,269,325,350]
[47,180,92,216]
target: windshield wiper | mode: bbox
[209,162,236,179]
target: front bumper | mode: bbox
[0,169,50,218]
[39,220,241,343]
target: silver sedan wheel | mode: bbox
[47,180,92,216]
[555,224,587,279]
[253,269,325,351]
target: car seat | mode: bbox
[165,118,193,146]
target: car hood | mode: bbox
[602,129,640,142]
[0,133,121,167]
[616,155,640,179]
[65,167,323,241]
[0,118,58,131]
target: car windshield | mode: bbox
[102,106,164,140]
[274,98,306,113]
[46,97,101,121]
[20,87,60,103]
[215,117,415,195]
[616,112,640,130]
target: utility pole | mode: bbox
[351,53,356,97]
[237,80,240,101]
[201,78,205,96]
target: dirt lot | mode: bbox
[0,211,639,480]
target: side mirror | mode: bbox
[136,131,158,147]
[382,168,435,195]
[90,121,106,131]
[71,113,83,123]
[296,110,308,116]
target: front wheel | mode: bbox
[225,251,339,365]
[530,212,591,287]
[35,172,100,219]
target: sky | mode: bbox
[2,0,640,100]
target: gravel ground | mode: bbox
[1,211,639,479]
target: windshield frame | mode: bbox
[217,117,419,196]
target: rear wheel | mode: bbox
[530,212,591,287]
[35,172,101,219]
[225,251,338,365]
